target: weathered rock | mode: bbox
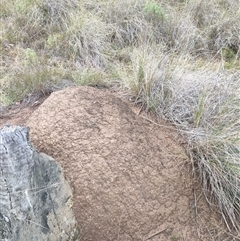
[0,125,78,241]
[26,86,223,241]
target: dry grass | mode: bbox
[1,0,240,236]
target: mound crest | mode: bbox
[27,86,219,241]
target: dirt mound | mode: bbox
[22,86,227,241]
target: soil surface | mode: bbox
[0,86,234,241]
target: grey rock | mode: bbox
[0,125,79,241]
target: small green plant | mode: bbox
[24,48,38,66]
[224,59,240,69]
[144,1,165,20]
[15,0,32,13]
[222,46,240,69]
[0,89,12,106]
[72,68,110,87]
[0,0,12,17]
[171,235,180,241]
[46,34,61,49]
[222,47,236,61]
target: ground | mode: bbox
[0,86,234,241]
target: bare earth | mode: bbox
[0,86,233,241]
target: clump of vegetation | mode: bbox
[1,0,240,236]
[144,1,165,21]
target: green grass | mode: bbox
[1,0,240,235]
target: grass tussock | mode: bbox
[1,0,240,235]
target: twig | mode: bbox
[137,104,144,115]
[139,115,207,136]
[193,188,201,238]
[139,115,177,131]
[144,228,167,240]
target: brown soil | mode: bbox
[0,86,234,241]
